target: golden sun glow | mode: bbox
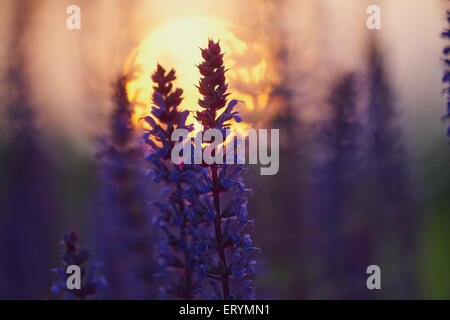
[124,16,272,135]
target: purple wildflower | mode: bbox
[143,64,202,299]
[52,229,107,300]
[193,40,258,300]
[144,40,258,300]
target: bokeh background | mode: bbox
[0,0,449,299]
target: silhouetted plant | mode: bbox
[143,64,200,299]
[194,40,258,299]
[144,40,258,300]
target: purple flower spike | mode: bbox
[144,41,258,300]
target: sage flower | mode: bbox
[144,40,258,300]
[51,229,107,300]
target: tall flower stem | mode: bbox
[194,40,258,299]
[146,41,258,300]
[143,64,203,299]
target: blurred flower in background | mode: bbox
[442,9,450,136]
[0,0,60,299]
[93,75,158,299]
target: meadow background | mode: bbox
[0,0,449,299]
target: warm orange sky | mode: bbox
[0,0,447,154]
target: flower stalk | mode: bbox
[51,229,107,300]
[144,40,258,300]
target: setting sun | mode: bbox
[124,16,270,134]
